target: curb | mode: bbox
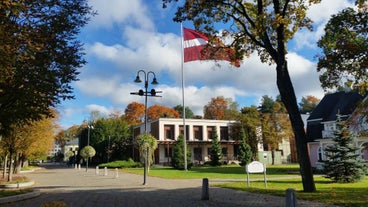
[0,181,35,188]
[0,189,41,205]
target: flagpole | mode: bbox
[180,23,188,171]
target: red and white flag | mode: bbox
[182,27,240,67]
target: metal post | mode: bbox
[131,70,160,186]
[286,188,297,207]
[201,178,209,200]
[86,125,92,172]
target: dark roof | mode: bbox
[306,91,364,142]
[307,91,363,122]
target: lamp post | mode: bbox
[86,124,93,172]
[73,150,78,168]
[130,69,161,185]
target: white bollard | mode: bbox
[78,164,81,170]
[96,166,99,175]
[114,168,119,178]
[75,163,77,169]
[104,167,108,176]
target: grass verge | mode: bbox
[121,164,368,206]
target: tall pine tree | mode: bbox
[238,128,252,166]
[209,129,222,166]
[171,134,192,170]
[323,116,366,183]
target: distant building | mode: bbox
[133,118,292,165]
[63,138,79,161]
[306,91,368,169]
[49,141,62,157]
[133,118,239,165]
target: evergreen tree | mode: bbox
[171,135,192,170]
[323,116,366,183]
[238,128,252,166]
[209,129,222,166]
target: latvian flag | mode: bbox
[183,27,240,67]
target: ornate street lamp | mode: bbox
[130,70,161,185]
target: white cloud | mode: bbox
[307,0,353,24]
[292,0,354,50]
[88,0,154,30]
[86,104,112,117]
[87,28,181,74]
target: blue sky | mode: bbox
[57,0,355,129]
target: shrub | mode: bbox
[99,158,142,168]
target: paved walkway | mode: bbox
[3,163,337,207]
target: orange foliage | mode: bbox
[125,102,145,125]
[203,96,227,120]
[147,105,180,121]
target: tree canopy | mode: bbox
[204,96,239,120]
[0,0,94,134]
[317,4,367,94]
[299,95,320,114]
[173,105,195,118]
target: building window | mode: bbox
[164,125,175,140]
[207,126,215,140]
[164,148,172,158]
[193,126,203,140]
[222,147,227,156]
[179,125,189,140]
[194,147,202,161]
[220,127,229,140]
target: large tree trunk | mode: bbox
[7,152,13,182]
[276,61,316,192]
[2,154,8,179]
[271,149,275,165]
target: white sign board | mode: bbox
[245,161,267,187]
[246,161,265,173]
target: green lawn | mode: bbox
[121,164,300,179]
[121,164,368,207]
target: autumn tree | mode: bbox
[231,106,261,160]
[258,95,275,114]
[204,96,239,120]
[0,110,57,181]
[163,0,317,191]
[261,101,293,165]
[55,125,81,148]
[317,1,367,128]
[124,102,145,125]
[317,2,367,94]
[299,95,320,114]
[147,104,180,120]
[0,0,94,136]
[173,105,195,118]
[223,97,241,120]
